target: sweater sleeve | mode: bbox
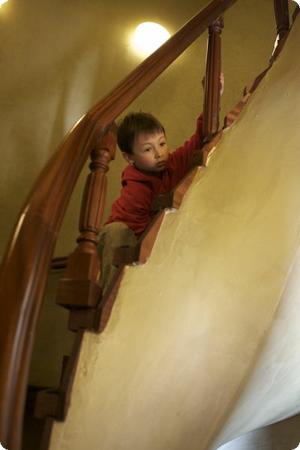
[168,114,203,186]
[105,179,154,236]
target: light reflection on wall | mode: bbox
[0,0,8,7]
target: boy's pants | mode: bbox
[98,222,137,294]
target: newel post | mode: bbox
[56,122,117,311]
[202,16,224,142]
[274,0,290,39]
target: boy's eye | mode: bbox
[160,142,166,147]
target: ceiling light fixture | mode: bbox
[131,22,171,58]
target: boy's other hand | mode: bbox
[220,72,224,96]
[202,72,224,96]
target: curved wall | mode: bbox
[48,12,300,450]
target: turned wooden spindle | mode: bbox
[274,0,290,40]
[56,123,117,310]
[202,16,224,142]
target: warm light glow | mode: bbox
[131,22,170,57]
[0,0,8,7]
[293,0,300,6]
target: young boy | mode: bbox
[98,111,204,292]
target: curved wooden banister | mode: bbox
[0,2,240,448]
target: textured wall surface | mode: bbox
[48,13,300,450]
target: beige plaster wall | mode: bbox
[0,0,276,260]
[48,12,300,450]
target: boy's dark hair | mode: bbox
[117,112,165,154]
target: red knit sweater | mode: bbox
[106,115,203,236]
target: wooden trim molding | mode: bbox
[223,93,251,128]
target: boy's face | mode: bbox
[124,130,169,172]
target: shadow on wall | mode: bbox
[218,414,300,450]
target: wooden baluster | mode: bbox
[274,0,290,40]
[202,16,224,143]
[56,123,117,311]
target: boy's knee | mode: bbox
[98,222,137,293]
[98,222,137,249]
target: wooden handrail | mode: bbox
[0,1,239,448]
